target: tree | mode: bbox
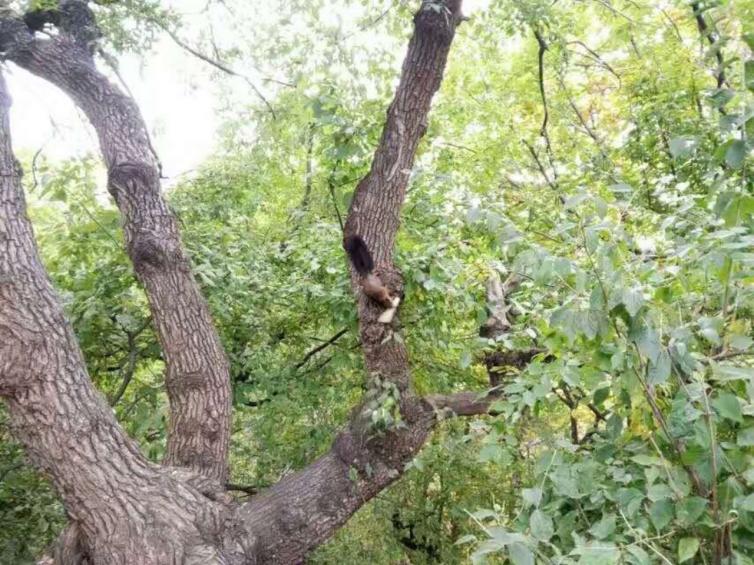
[0,1,494,562]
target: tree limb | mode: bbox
[0,67,226,564]
[229,3,466,561]
[690,2,728,89]
[1,3,232,481]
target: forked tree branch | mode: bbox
[0,2,519,563]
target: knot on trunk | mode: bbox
[128,231,173,272]
[335,396,432,477]
[107,161,159,206]
[0,18,34,61]
[60,0,101,50]
[0,328,44,395]
[415,0,462,39]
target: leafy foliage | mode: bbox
[5,0,754,562]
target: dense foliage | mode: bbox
[3,0,754,563]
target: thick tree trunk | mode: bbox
[0,70,228,565]
[1,12,231,481]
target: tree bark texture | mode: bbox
[0,70,229,565]
[0,11,232,481]
[344,0,463,392]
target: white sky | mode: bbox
[7,33,217,182]
[7,0,490,181]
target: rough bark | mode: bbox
[0,69,228,565]
[0,7,231,481]
[344,0,463,392]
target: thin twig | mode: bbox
[29,145,44,191]
[566,40,621,83]
[533,28,559,186]
[690,2,728,89]
[294,328,349,370]
[327,160,345,231]
[159,24,277,118]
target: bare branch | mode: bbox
[566,40,621,83]
[690,2,728,89]
[158,22,278,118]
[294,328,349,370]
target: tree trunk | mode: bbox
[344,0,463,391]
[1,10,232,481]
[0,70,229,565]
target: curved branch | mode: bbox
[532,28,558,187]
[690,2,728,89]
[158,22,278,118]
[1,8,232,481]
[0,69,224,564]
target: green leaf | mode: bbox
[626,545,652,565]
[522,487,542,507]
[725,139,748,169]
[649,499,674,531]
[676,497,707,526]
[730,335,754,351]
[632,325,661,364]
[573,541,620,564]
[738,427,754,447]
[617,488,644,517]
[471,539,504,563]
[713,364,754,382]
[678,537,700,563]
[648,350,671,385]
[709,88,735,109]
[622,287,644,318]
[744,33,754,52]
[509,543,534,565]
[593,387,610,406]
[631,454,661,466]
[488,527,526,545]
[478,444,512,465]
[647,483,674,502]
[737,493,754,511]
[588,513,616,539]
[669,137,697,159]
[529,509,554,541]
[459,350,472,369]
[712,392,743,423]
